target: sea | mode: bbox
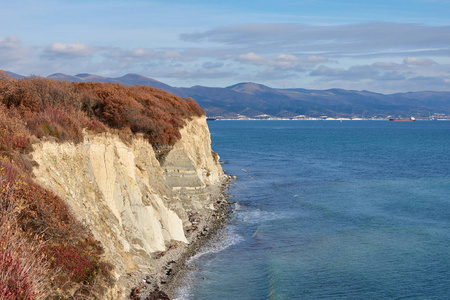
[175,120,450,300]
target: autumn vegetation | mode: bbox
[0,71,204,299]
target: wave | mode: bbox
[173,226,244,299]
[189,226,244,263]
[235,203,293,225]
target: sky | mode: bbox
[1,0,450,93]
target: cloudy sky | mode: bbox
[1,0,450,93]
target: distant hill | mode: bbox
[47,73,84,82]
[180,82,450,119]
[4,71,450,119]
[45,72,183,96]
[3,71,25,79]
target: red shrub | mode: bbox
[47,244,95,283]
[86,118,107,133]
[0,104,29,151]
[46,237,111,284]
[0,249,36,300]
[0,158,20,184]
[1,164,50,300]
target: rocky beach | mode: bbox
[126,179,234,299]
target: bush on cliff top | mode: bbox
[0,71,204,146]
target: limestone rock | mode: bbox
[31,116,225,298]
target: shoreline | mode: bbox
[209,118,448,121]
[127,176,234,299]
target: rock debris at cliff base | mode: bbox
[126,179,234,299]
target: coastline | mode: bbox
[208,117,450,121]
[126,176,234,300]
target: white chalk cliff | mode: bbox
[32,116,224,297]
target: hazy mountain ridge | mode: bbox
[5,71,450,119]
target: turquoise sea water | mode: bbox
[175,121,450,299]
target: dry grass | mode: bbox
[0,165,50,300]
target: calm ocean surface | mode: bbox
[175,120,450,300]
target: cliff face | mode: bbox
[31,116,224,296]
[162,116,223,213]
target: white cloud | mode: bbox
[162,51,183,60]
[310,64,405,81]
[108,47,192,63]
[238,52,268,65]
[237,52,299,67]
[310,65,343,77]
[372,61,404,69]
[203,61,224,69]
[0,36,21,49]
[181,23,450,58]
[0,36,32,64]
[156,67,235,79]
[249,67,298,81]
[403,57,438,66]
[308,61,450,92]
[2,21,449,93]
[275,54,299,62]
[45,42,96,57]
[132,48,154,57]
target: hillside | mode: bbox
[6,72,449,119]
[194,83,450,119]
[46,72,184,97]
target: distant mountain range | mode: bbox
[4,71,450,119]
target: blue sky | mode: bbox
[1,0,449,92]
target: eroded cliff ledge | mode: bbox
[32,116,225,298]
